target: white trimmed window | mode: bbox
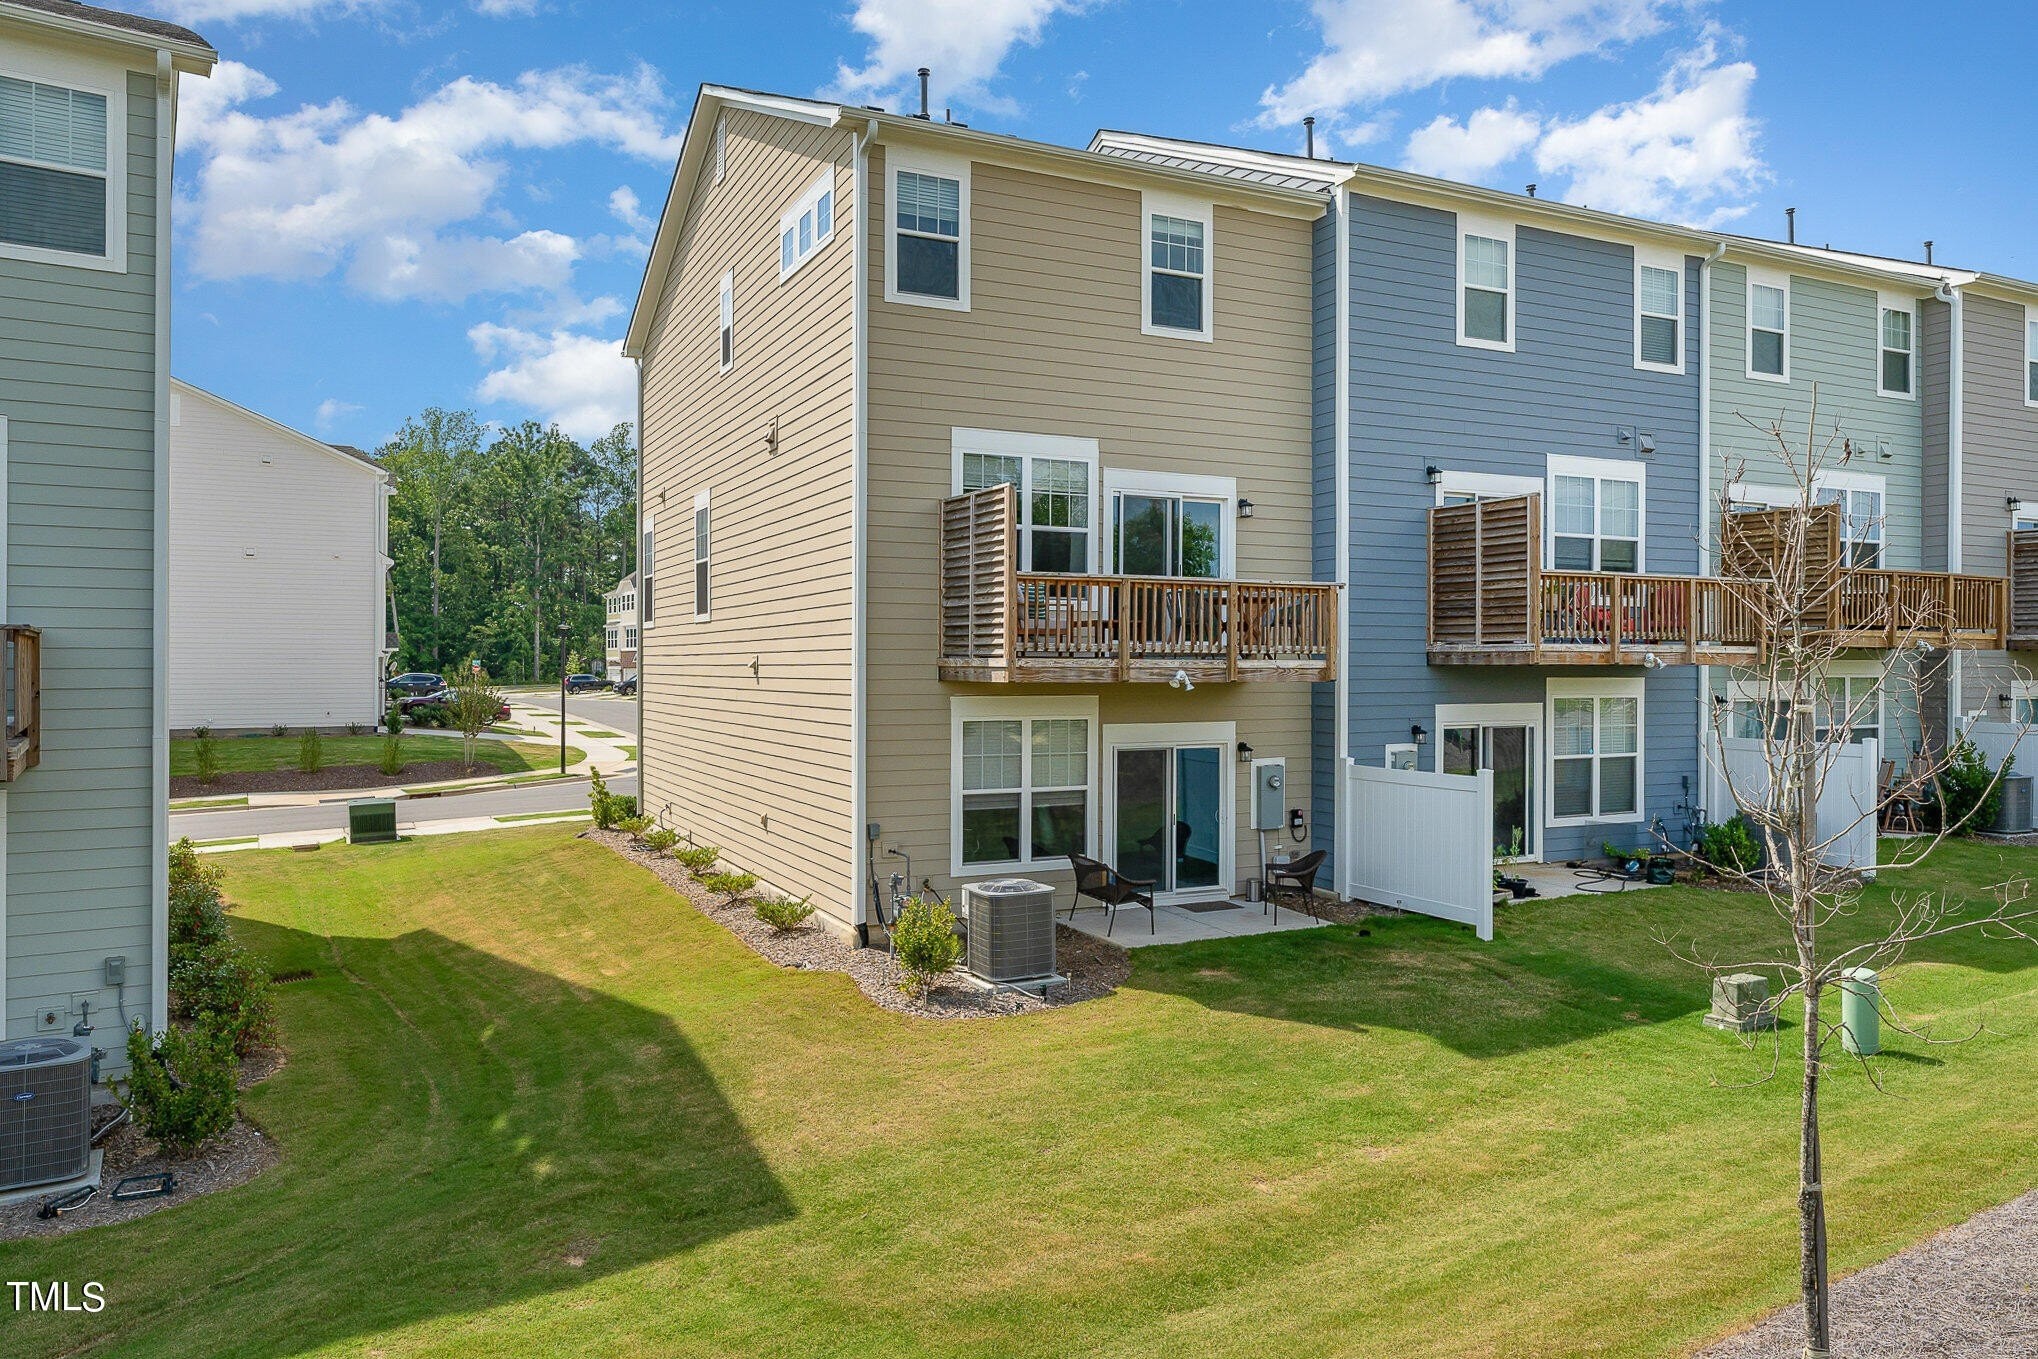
[1748,271,1789,380]
[1635,250,1683,372]
[1106,469,1234,578]
[1547,456,1644,574]
[1819,671,1883,747]
[2026,308,2037,407]
[954,429,1097,574]
[953,698,1096,873]
[1457,217,1515,351]
[717,269,733,372]
[778,169,834,280]
[1878,296,1914,398]
[639,512,656,626]
[1814,471,1885,568]
[691,490,711,619]
[606,625,618,649]
[1436,470,1540,507]
[2013,679,2038,727]
[1141,191,1213,341]
[2012,500,2038,534]
[624,625,638,649]
[887,151,968,309]
[0,68,123,269]
[1549,679,1643,824]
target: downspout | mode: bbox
[150,51,176,1035]
[852,120,874,944]
[1332,183,1352,895]
[1945,280,1966,734]
[633,355,645,805]
[1696,241,1726,827]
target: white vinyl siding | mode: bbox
[886,151,969,310]
[1457,217,1515,351]
[1748,272,1789,381]
[1878,297,1914,398]
[1635,250,1683,373]
[1141,191,1213,341]
[1548,679,1643,824]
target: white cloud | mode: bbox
[1403,102,1541,180]
[177,61,685,305]
[1533,37,1763,222]
[830,0,1088,111]
[473,0,540,14]
[153,0,386,21]
[608,186,654,236]
[314,397,362,432]
[1260,0,1680,126]
[469,325,634,439]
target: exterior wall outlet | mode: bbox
[104,956,126,987]
[34,1007,63,1033]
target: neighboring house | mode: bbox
[604,571,637,680]
[0,1,214,1063]
[167,378,391,731]
[625,87,1332,938]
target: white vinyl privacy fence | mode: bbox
[1341,760,1494,940]
[1707,735,1878,875]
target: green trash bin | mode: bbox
[1839,967,1880,1056]
[348,798,399,845]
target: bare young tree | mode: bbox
[448,668,505,772]
[1668,391,2038,1358]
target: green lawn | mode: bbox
[170,735,578,779]
[7,829,2036,1359]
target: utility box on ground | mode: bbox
[1703,972,1776,1034]
[348,798,399,845]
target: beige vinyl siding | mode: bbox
[637,108,860,923]
[167,383,388,730]
[1949,293,2038,719]
[864,143,1320,908]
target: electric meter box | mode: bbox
[1252,759,1286,832]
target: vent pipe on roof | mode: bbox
[1525,183,1537,198]
[1924,240,1935,265]
[1785,207,1796,244]
[916,68,931,119]
[1303,116,1315,159]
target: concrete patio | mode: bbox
[1061,896,1330,947]
[1503,860,1665,902]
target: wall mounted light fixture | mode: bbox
[1411,724,1429,746]
[1237,498,1255,519]
[1425,465,1442,485]
[1237,741,1254,763]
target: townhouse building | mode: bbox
[604,570,637,681]
[0,0,213,1062]
[624,87,1333,937]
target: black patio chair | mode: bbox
[1068,852,1157,937]
[1264,849,1328,924]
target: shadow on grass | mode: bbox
[5,916,792,1359]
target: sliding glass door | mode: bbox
[1112,742,1225,896]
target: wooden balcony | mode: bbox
[1429,497,2006,666]
[939,486,1338,684]
[3,626,41,781]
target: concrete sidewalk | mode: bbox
[195,809,594,854]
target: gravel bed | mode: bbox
[171,761,486,798]
[591,830,1128,1018]
[1698,1189,2038,1357]
[0,1048,285,1242]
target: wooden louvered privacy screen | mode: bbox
[3,625,40,782]
[1428,495,1537,648]
[939,485,1017,672]
[1718,502,1842,629]
[2011,530,2038,644]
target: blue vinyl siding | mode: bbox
[1309,199,1340,862]
[1334,194,1706,859]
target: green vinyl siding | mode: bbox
[0,70,161,1065]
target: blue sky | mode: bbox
[153,0,2038,452]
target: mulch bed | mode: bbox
[171,762,488,798]
[591,829,1129,1018]
[0,1048,285,1242]
[1698,1189,2038,1357]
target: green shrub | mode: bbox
[123,1024,239,1152]
[346,721,366,737]
[674,844,720,875]
[408,703,451,729]
[642,828,679,853]
[378,734,405,777]
[753,895,815,934]
[171,941,277,1056]
[168,838,231,967]
[611,794,638,821]
[384,703,404,737]
[297,727,324,773]
[892,896,962,996]
[194,735,221,786]
[270,723,291,739]
[697,871,757,902]
[614,815,652,837]
[1938,737,2009,835]
[1695,813,1760,875]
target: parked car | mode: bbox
[387,672,446,697]
[565,673,610,694]
[612,675,637,697]
[399,689,511,722]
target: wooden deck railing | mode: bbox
[3,625,41,782]
[1432,496,2007,665]
[939,486,1337,683]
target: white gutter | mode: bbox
[149,51,176,1035]
[850,121,873,931]
[1332,185,1352,894]
[1697,241,1725,822]
[633,357,645,798]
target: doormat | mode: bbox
[1175,900,1243,914]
